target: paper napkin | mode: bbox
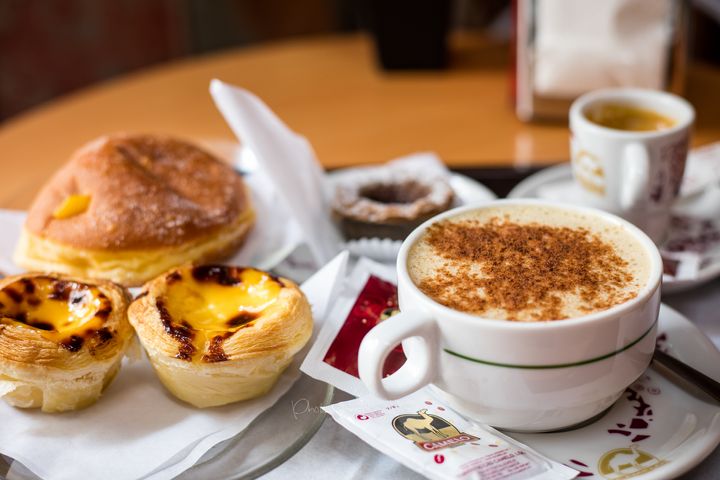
[210,79,343,268]
[0,251,349,480]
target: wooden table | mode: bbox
[1,33,719,209]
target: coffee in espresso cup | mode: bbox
[570,88,695,243]
[585,103,675,132]
[358,200,662,432]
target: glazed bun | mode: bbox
[14,134,254,286]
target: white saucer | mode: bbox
[332,172,497,263]
[508,163,720,294]
[511,304,720,479]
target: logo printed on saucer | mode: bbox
[597,445,667,479]
[392,408,478,451]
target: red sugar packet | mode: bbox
[301,258,404,396]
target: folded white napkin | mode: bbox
[210,79,343,268]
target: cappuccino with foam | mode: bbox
[407,204,651,322]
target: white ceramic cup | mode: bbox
[358,199,663,432]
[569,88,694,244]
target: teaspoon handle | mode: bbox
[652,347,720,404]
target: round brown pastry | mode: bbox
[332,165,454,240]
[14,134,255,286]
[0,273,133,412]
[128,264,313,408]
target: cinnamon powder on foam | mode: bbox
[414,217,639,321]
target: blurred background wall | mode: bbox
[0,0,717,122]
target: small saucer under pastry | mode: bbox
[128,264,313,408]
[14,134,255,286]
[0,272,133,412]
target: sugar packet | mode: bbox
[661,214,720,281]
[300,257,400,397]
[323,390,578,480]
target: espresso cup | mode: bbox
[569,88,694,243]
[358,199,662,432]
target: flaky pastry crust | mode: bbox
[128,265,313,408]
[14,133,255,286]
[0,273,133,412]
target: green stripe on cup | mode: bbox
[443,320,658,370]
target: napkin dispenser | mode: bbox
[514,0,688,122]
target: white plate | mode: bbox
[333,173,497,262]
[512,304,720,480]
[508,163,720,294]
[447,173,498,206]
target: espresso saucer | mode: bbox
[510,304,720,479]
[508,163,720,294]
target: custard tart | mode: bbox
[14,134,255,286]
[0,273,133,412]
[128,265,313,408]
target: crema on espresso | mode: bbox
[407,205,651,322]
[585,103,675,132]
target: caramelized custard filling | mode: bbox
[0,277,113,351]
[160,266,283,362]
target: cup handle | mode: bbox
[621,143,651,211]
[358,310,438,399]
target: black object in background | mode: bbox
[358,0,452,70]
